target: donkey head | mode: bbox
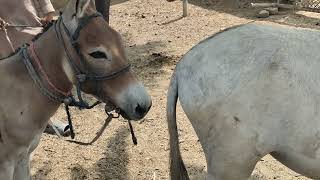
[60,0,151,120]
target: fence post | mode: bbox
[183,0,188,17]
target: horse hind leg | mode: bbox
[203,125,270,180]
[13,153,31,180]
[205,146,263,180]
[0,160,15,180]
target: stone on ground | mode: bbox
[264,7,279,15]
[257,10,270,18]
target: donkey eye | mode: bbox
[89,51,108,59]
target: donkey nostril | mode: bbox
[135,104,146,116]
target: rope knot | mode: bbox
[0,18,9,31]
[77,74,86,83]
[63,97,73,105]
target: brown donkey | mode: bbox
[0,0,152,179]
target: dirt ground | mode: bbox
[31,0,320,179]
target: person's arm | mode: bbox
[95,0,110,23]
[32,0,55,25]
[41,11,54,25]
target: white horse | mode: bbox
[0,0,151,179]
[167,22,320,180]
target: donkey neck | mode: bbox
[31,26,73,95]
[0,26,75,144]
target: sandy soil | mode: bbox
[31,0,320,179]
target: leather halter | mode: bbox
[57,13,131,82]
[54,13,131,108]
[20,13,131,139]
[22,13,131,107]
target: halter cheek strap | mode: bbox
[56,13,132,109]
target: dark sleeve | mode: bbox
[95,0,110,23]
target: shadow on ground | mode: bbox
[93,126,131,179]
[187,164,207,180]
[32,160,53,180]
[121,33,180,87]
[70,164,90,180]
[169,0,320,29]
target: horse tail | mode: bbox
[166,71,189,180]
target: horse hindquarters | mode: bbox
[179,99,270,180]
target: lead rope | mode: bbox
[65,104,75,139]
[66,107,138,146]
[0,20,15,52]
[64,96,102,140]
[128,120,137,145]
[0,18,42,53]
[66,113,113,145]
[67,118,138,145]
[3,28,15,52]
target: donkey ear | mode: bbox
[75,0,91,17]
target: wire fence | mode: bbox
[298,0,320,10]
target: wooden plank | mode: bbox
[110,0,129,5]
[183,0,188,17]
[251,3,296,9]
